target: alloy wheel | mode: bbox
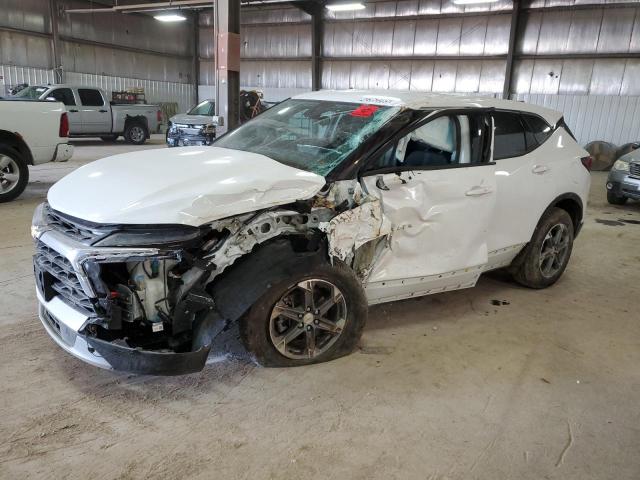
[269,279,347,360]
[539,223,571,278]
[0,155,20,194]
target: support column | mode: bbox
[49,0,63,83]
[192,11,200,106]
[214,0,240,132]
[297,1,323,91]
[502,0,520,100]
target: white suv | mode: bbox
[32,90,591,375]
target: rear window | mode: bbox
[78,89,104,106]
[493,112,526,160]
[522,114,553,147]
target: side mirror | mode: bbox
[45,96,57,102]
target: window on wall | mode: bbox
[493,112,527,160]
[48,88,76,106]
[78,89,104,106]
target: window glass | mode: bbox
[188,101,215,116]
[13,86,48,99]
[78,89,104,106]
[48,88,76,106]
[215,99,399,177]
[396,116,458,167]
[522,114,553,146]
[493,112,526,160]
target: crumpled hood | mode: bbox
[48,147,326,226]
[170,114,212,126]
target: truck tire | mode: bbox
[0,145,29,203]
[124,123,147,145]
[100,135,119,143]
[607,190,627,205]
[510,207,574,289]
[240,261,367,367]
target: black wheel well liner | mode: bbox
[0,129,34,165]
[546,193,584,236]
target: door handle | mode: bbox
[465,185,493,197]
[376,175,390,191]
[68,109,78,112]
[99,109,108,113]
[532,164,549,174]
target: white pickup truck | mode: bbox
[13,85,161,145]
[0,99,73,202]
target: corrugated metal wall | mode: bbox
[0,0,194,105]
[217,0,640,144]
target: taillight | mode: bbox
[580,155,593,171]
[157,110,162,122]
[59,112,69,138]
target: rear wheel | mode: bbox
[124,123,147,145]
[0,146,28,203]
[607,190,627,205]
[240,262,367,367]
[510,208,574,289]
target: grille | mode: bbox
[45,204,101,244]
[630,162,640,178]
[35,241,96,315]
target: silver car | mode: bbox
[606,145,640,204]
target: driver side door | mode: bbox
[360,111,497,304]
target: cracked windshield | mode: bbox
[214,99,400,176]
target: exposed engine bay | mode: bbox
[33,179,389,374]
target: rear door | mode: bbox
[46,88,81,134]
[360,111,496,304]
[78,88,111,134]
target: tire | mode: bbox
[240,261,368,367]
[100,135,118,142]
[124,123,147,145]
[510,207,574,289]
[0,145,29,203]
[607,190,627,205]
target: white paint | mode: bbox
[47,147,326,226]
[0,100,73,165]
[293,89,563,126]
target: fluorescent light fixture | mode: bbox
[326,2,366,12]
[154,12,187,22]
[453,0,499,4]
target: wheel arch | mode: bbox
[0,130,34,165]
[124,115,149,137]
[547,193,583,237]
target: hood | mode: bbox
[170,114,213,126]
[48,147,326,226]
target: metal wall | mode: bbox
[0,0,194,84]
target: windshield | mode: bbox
[214,99,400,176]
[188,100,215,116]
[13,86,48,99]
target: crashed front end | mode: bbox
[32,186,385,375]
[166,122,216,147]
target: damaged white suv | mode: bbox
[32,90,591,375]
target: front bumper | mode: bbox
[33,225,211,376]
[607,169,640,200]
[53,143,74,162]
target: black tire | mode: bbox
[240,261,368,367]
[607,190,627,205]
[100,135,118,142]
[510,207,574,289]
[124,123,147,145]
[0,145,29,203]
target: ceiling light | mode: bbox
[154,12,187,22]
[326,3,366,12]
[453,0,499,4]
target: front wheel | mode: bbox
[607,190,627,205]
[240,262,367,367]
[0,146,29,203]
[124,123,147,145]
[510,207,574,289]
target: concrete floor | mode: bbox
[1,136,639,479]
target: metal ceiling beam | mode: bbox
[502,0,520,99]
